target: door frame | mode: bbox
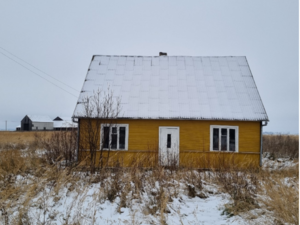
[158,126,180,166]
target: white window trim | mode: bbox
[100,124,129,151]
[210,125,239,152]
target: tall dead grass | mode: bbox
[0,133,81,225]
[258,165,299,224]
[0,133,298,224]
[263,134,299,159]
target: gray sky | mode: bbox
[0,1,298,133]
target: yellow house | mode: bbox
[73,54,268,169]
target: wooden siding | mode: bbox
[79,119,261,168]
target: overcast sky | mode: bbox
[0,1,298,133]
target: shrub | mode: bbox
[214,169,258,215]
[36,130,77,165]
[263,134,299,159]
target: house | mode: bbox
[20,115,53,131]
[72,54,268,168]
[53,117,77,130]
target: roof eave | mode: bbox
[72,115,269,122]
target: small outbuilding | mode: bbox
[53,116,77,130]
[20,115,53,131]
[73,54,269,168]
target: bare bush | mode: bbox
[184,170,203,192]
[78,88,121,173]
[214,169,258,215]
[36,130,77,165]
[263,134,299,159]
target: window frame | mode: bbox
[210,125,239,152]
[100,124,129,151]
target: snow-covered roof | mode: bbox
[73,55,268,121]
[53,117,77,128]
[28,115,53,122]
[53,120,77,128]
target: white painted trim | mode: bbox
[210,125,239,152]
[100,124,129,151]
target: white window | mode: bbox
[100,124,129,150]
[210,125,239,152]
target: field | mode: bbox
[0,131,54,146]
[0,131,298,225]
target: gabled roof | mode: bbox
[28,115,53,123]
[73,55,268,121]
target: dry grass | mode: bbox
[0,132,298,224]
[263,134,299,159]
[258,165,299,224]
[0,149,83,224]
[0,148,44,224]
[0,131,80,224]
[213,168,258,216]
[0,131,54,145]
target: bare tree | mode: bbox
[79,88,121,173]
[37,129,77,166]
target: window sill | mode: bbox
[101,149,128,151]
[210,150,237,153]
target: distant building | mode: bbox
[53,116,77,130]
[20,115,53,131]
[17,115,77,131]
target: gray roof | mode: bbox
[73,55,268,121]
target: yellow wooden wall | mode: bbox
[79,119,261,168]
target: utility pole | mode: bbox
[5,120,7,131]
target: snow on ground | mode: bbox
[7,174,249,225]
[262,156,298,170]
[22,184,241,225]
[3,157,298,225]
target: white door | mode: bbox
[159,127,179,166]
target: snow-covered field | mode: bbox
[0,150,298,225]
[22,182,237,225]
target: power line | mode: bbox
[0,51,78,98]
[0,46,80,92]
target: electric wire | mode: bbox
[0,46,80,92]
[0,51,78,98]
